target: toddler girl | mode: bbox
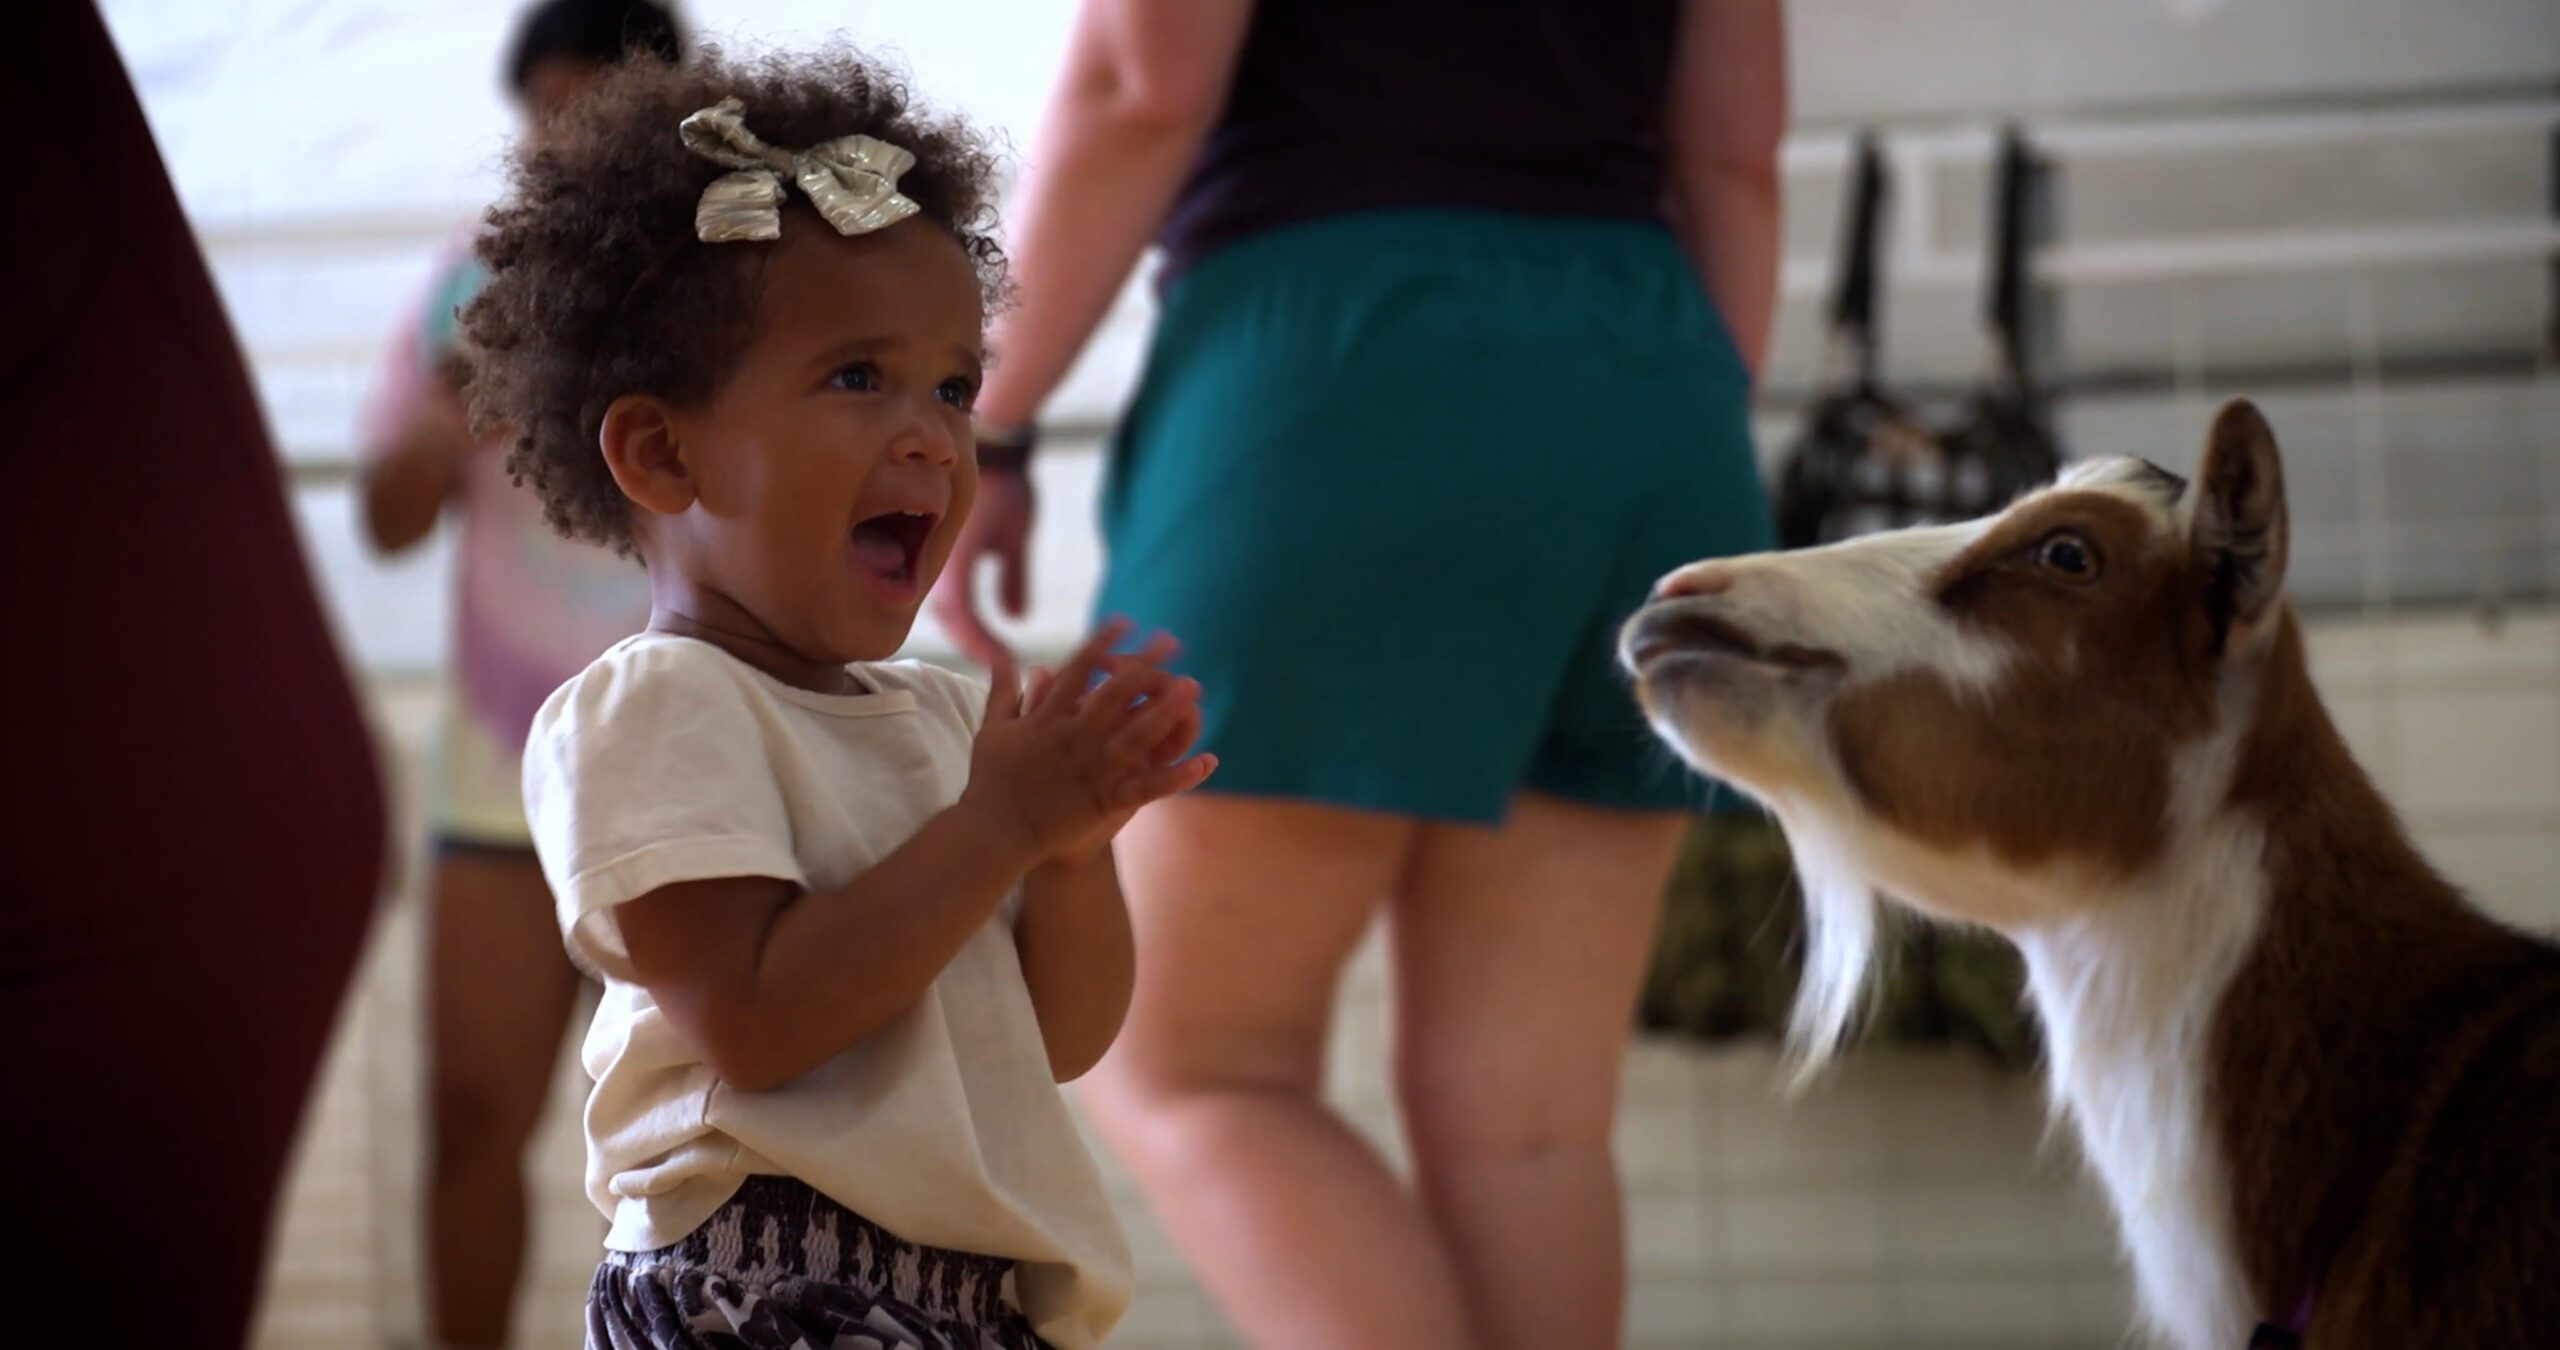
[462,47,1213,1350]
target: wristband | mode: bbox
[974,419,1037,474]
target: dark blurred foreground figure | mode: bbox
[0,2,387,1341]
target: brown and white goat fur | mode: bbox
[1621,400,2559,1348]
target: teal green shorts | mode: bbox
[1097,209,1776,824]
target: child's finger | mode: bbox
[1070,653,1177,712]
[1114,753,1218,807]
[1123,629,1182,670]
[1114,677,1201,768]
[1072,665,1170,748]
[1024,665,1057,713]
[1040,618,1133,719]
[1073,654,1155,692]
[1146,690,1204,767]
[1103,679,1197,768]
[1053,635,1181,712]
[982,654,1021,726]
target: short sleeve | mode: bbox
[523,642,806,979]
[418,253,489,363]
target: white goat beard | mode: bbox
[1772,809,1883,1088]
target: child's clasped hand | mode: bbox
[961,618,1218,863]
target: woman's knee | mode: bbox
[1392,1030,1622,1170]
[1088,1011,1332,1132]
[1103,799,1409,1105]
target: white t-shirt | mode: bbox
[522,633,1130,1349]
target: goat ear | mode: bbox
[2189,398,2291,656]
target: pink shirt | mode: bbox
[362,247,652,759]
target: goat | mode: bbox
[1620,399,2559,1348]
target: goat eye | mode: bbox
[2039,533,2098,578]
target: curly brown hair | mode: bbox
[461,46,1005,555]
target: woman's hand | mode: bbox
[357,375,476,555]
[933,466,1036,667]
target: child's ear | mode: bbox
[599,394,696,517]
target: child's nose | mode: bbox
[893,404,960,466]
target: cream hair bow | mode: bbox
[679,97,921,243]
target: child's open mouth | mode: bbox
[848,509,937,590]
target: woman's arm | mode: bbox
[357,376,472,553]
[1662,0,1788,380]
[973,0,1255,428]
[353,309,473,554]
[934,0,1255,664]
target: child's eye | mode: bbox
[936,375,980,410]
[829,362,880,393]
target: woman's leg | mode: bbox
[1082,796,1474,1349]
[1389,792,1688,1350]
[424,848,586,1348]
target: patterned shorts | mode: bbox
[587,1177,1049,1350]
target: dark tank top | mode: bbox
[1157,0,1680,284]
